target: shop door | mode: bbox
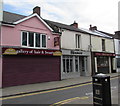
[97,56,109,74]
[79,57,87,76]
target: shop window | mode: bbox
[97,56,109,67]
[117,58,120,68]
[63,56,73,73]
[76,34,81,48]
[102,39,105,51]
[75,56,79,72]
[22,31,46,48]
[119,41,120,53]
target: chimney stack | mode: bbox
[70,21,78,28]
[33,6,41,16]
[89,25,97,31]
[115,31,120,39]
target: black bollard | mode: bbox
[92,73,112,106]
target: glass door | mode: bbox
[79,57,87,76]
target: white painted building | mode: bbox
[114,31,120,72]
[46,21,92,79]
[0,0,3,89]
[61,28,91,79]
[81,26,116,74]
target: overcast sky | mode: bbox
[3,0,119,34]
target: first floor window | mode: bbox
[102,39,105,51]
[22,31,47,48]
[76,34,81,48]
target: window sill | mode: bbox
[21,46,47,49]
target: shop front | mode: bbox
[2,47,62,87]
[92,52,116,75]
[61,49,91,79]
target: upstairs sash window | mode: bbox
[76,34,81,48]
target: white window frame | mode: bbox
[21,31,47,49]
[62,56,73,73]
[76,34,81,49]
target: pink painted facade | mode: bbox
[0,57,2,88]
[1,13,61,88]
[1,16,59,50]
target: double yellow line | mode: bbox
[51,76,118,106]
[50,96,89,106]
[0,76,118,101]
[0,82,92,101]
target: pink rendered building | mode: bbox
[0,7,61,87]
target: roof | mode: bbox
[80,28,112,39]
[2,11,89,34]
[2,11,113,39]
[99,30,114,37]
[44,19,88,34]
[3,11,26,24]
[2,11,53,31]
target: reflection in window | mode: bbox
[42,35,46,47]
[22,32,27,46]
[102,39,105,51]
[97,56,109,67]
[117,58,120,68]
[66,59,69,73]
[63,59,66,72]
[76,34,81,48]
[75,57,79,72]
[36,33,40,47]
[29,32,34,47]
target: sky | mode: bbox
[2,0,119,34]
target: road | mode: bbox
[2,77,119,105]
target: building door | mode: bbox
[79,57,87,76]
[97,56,109,74]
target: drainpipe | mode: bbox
[89,34,93,76]
[59,28,63,81]
[0,0,3,89]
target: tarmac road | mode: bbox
[2,77,118,105]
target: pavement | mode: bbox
[1,72,119,97]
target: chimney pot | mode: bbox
[70,21,78,28]
[33,6,41,16]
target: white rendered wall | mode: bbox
[91,35,114,53]
[61,29,90,51]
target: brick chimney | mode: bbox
[33,6,41,16]
[115,31,120,39]
[70,21,78,28]
[89,25,97,31]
